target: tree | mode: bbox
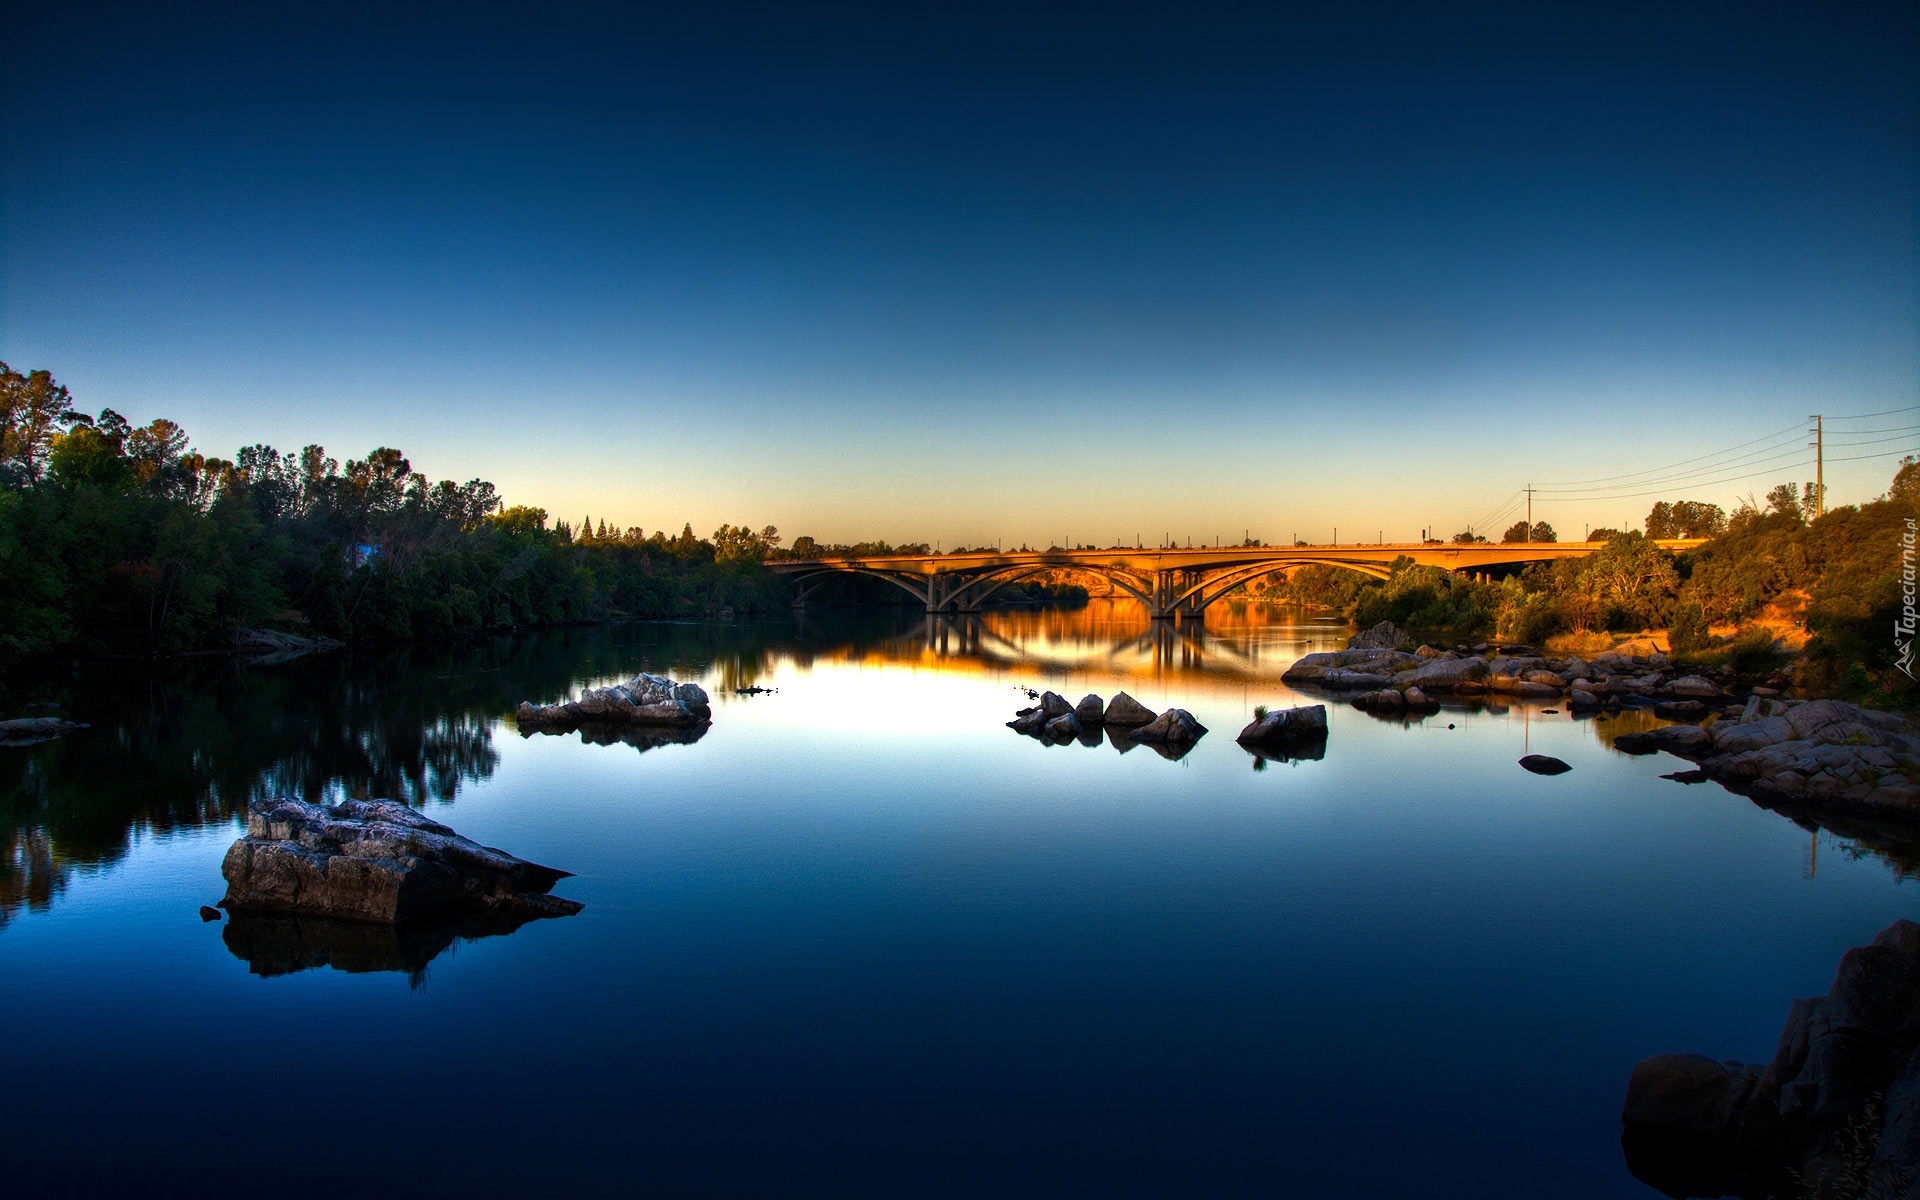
[1501,521,1529,543]
[1765,483,1804,524]
[488,506,548,535]
[1646,500,1727,539]
[0,363,88,485]
[1530,521,1556,543]
[1580,532,1679,629]
[1588,527,1619,542]
[1451,530,1488,544]
[1890,457,1919,507]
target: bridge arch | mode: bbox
[1171,556,1394,613]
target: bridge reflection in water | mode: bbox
[818,598,1355,684]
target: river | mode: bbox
[1,601,1911,1196]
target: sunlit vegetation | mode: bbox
[1274,464,1920,707]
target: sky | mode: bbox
[3,1,1916,547]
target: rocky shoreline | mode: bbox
[1283,623,1920,823]
[1623,919,1920,1198]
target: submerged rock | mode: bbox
[1614,725,1713,756]
[233,627,345,664]
[1518,754,1571,775]
[0,716,88,745]
[220,797,582,925]
[517,673,710,733]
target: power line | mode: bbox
[1825,427,1920,446]
[1829,447,1919,464]
[1535,462,1825,503]
[1827,405,1920,422]
[1541,422,1804,488]
[1537,443,1811,497]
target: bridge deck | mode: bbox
[767,540,1706,575]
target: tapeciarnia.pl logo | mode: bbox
[1899,517,1917,680]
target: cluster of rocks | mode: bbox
[1623,918,1920,1198]
[1284,639,1758,719]
[516,673,711,732]
[1007,690,1208,748]
[220,797,583,925]
[1614,697,1920,821]
[0,716,87,746]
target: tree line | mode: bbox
[0,364,794,676]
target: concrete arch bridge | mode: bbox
[768,540,1705,620]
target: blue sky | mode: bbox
[4,2,1915,545]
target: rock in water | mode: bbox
[1623,919,1920,1199]
[0,716,88,745]
[1128,709,1208,745]
[1102,692,1157,727]
[517,673,710,732]
[198,905,223,922]
[1044,712,1083,740]
[1236,705,1328,749]
[1074,694,1106,725]
[221,798,583,925]
[1519,754,1571,775]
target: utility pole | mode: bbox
[1810,415,1825,518]
[1524,485,1534,542]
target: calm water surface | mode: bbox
[2,602,1914,1196]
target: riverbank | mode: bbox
[1283,624,1920,826]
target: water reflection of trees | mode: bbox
[0,618,877,925]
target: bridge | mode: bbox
[768,539,1707,620]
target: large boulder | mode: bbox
[1346,621,1409,650]
[1389,656,1491,693]
[1623,920,1920,1198]
[1103,692,1158,727]
[1668,674,1724,699]
[220,797,582,925]
[1237,704,1327,749]
[517,673,711,732]
[1074,694,1106,724]
[1283,649,1424,686]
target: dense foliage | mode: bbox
[1274,468,1920,706]
[0,364,793,673]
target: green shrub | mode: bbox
[1670,601,1712,656]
